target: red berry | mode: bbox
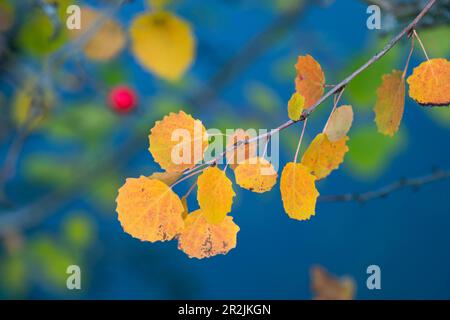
[109,86,137,113]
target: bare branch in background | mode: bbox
[363,0,450,28]
[188,0,310,107]
[319,168,450,203]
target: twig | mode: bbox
[294,119,308,163]
[184,181,198,199]
[319,169,450,203]
[323,87,345,133]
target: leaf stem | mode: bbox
[294,119,308,163]
[413,29,431,61]
[322,87,346,134]
[402,34,415,79]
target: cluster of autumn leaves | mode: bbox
[116,47,450,259]
[115,55,352,259]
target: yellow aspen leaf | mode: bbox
[310,265,356,300]
[197,166,235,224]
[374,70,405,136]
[234,157,278,193]
[129,11,195,81]
[226,129,257,170]
[280,162,319,221]
[116,176,184,242]
[12,81,54,130]
[295,55,325,109]
[149,111,208,173]
[69,7,126,61]
[148,171,182,186]
[301,133,349,180]
[177,209,239,259]
[407,58,450,106]
[324,105,354,142]
[287,92,305,121]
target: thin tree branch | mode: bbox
[0,0,439,236]
[319,169,450,203]
[183,0,437,177]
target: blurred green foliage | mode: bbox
[346,125,406,180]
[44,103,117,147]
[0,212,95,297]
[62,213,96,249]
[343,40,401,110]
[245,81,283,115]
[17,0,73,57]
[419,26,450,58]
[25,155,76,187]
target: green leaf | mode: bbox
[425,106,450,128]
[419,26,450,58]
[343,39,400,109]
[89,174,122,207]
[62,213,95,249]
[24,155,76,187]
[287,92,305,121]
[245,82,282,114]
[45,103,116,146]
[345,124,406,179]
[17,11,67,57]
[28,236,75,290]
[0,253,27,297]
[272,55,297,82]
[99,62,130,87]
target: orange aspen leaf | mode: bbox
[226,129,257,170]
[324,105,354,142]
[149,111,208,173]
[116,176,184,242]
[374,70,405,136]
[280,162,319,221]
[234,157,278,193]
[301,133,349,180]
[129,11,195,81]
[177,209,240,259]
[310,265,356,300]
[287,92,305,121]
[295,55,325,109]
[197,167,235,224]
[407,58,450,106]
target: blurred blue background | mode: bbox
[0,0,449,299]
